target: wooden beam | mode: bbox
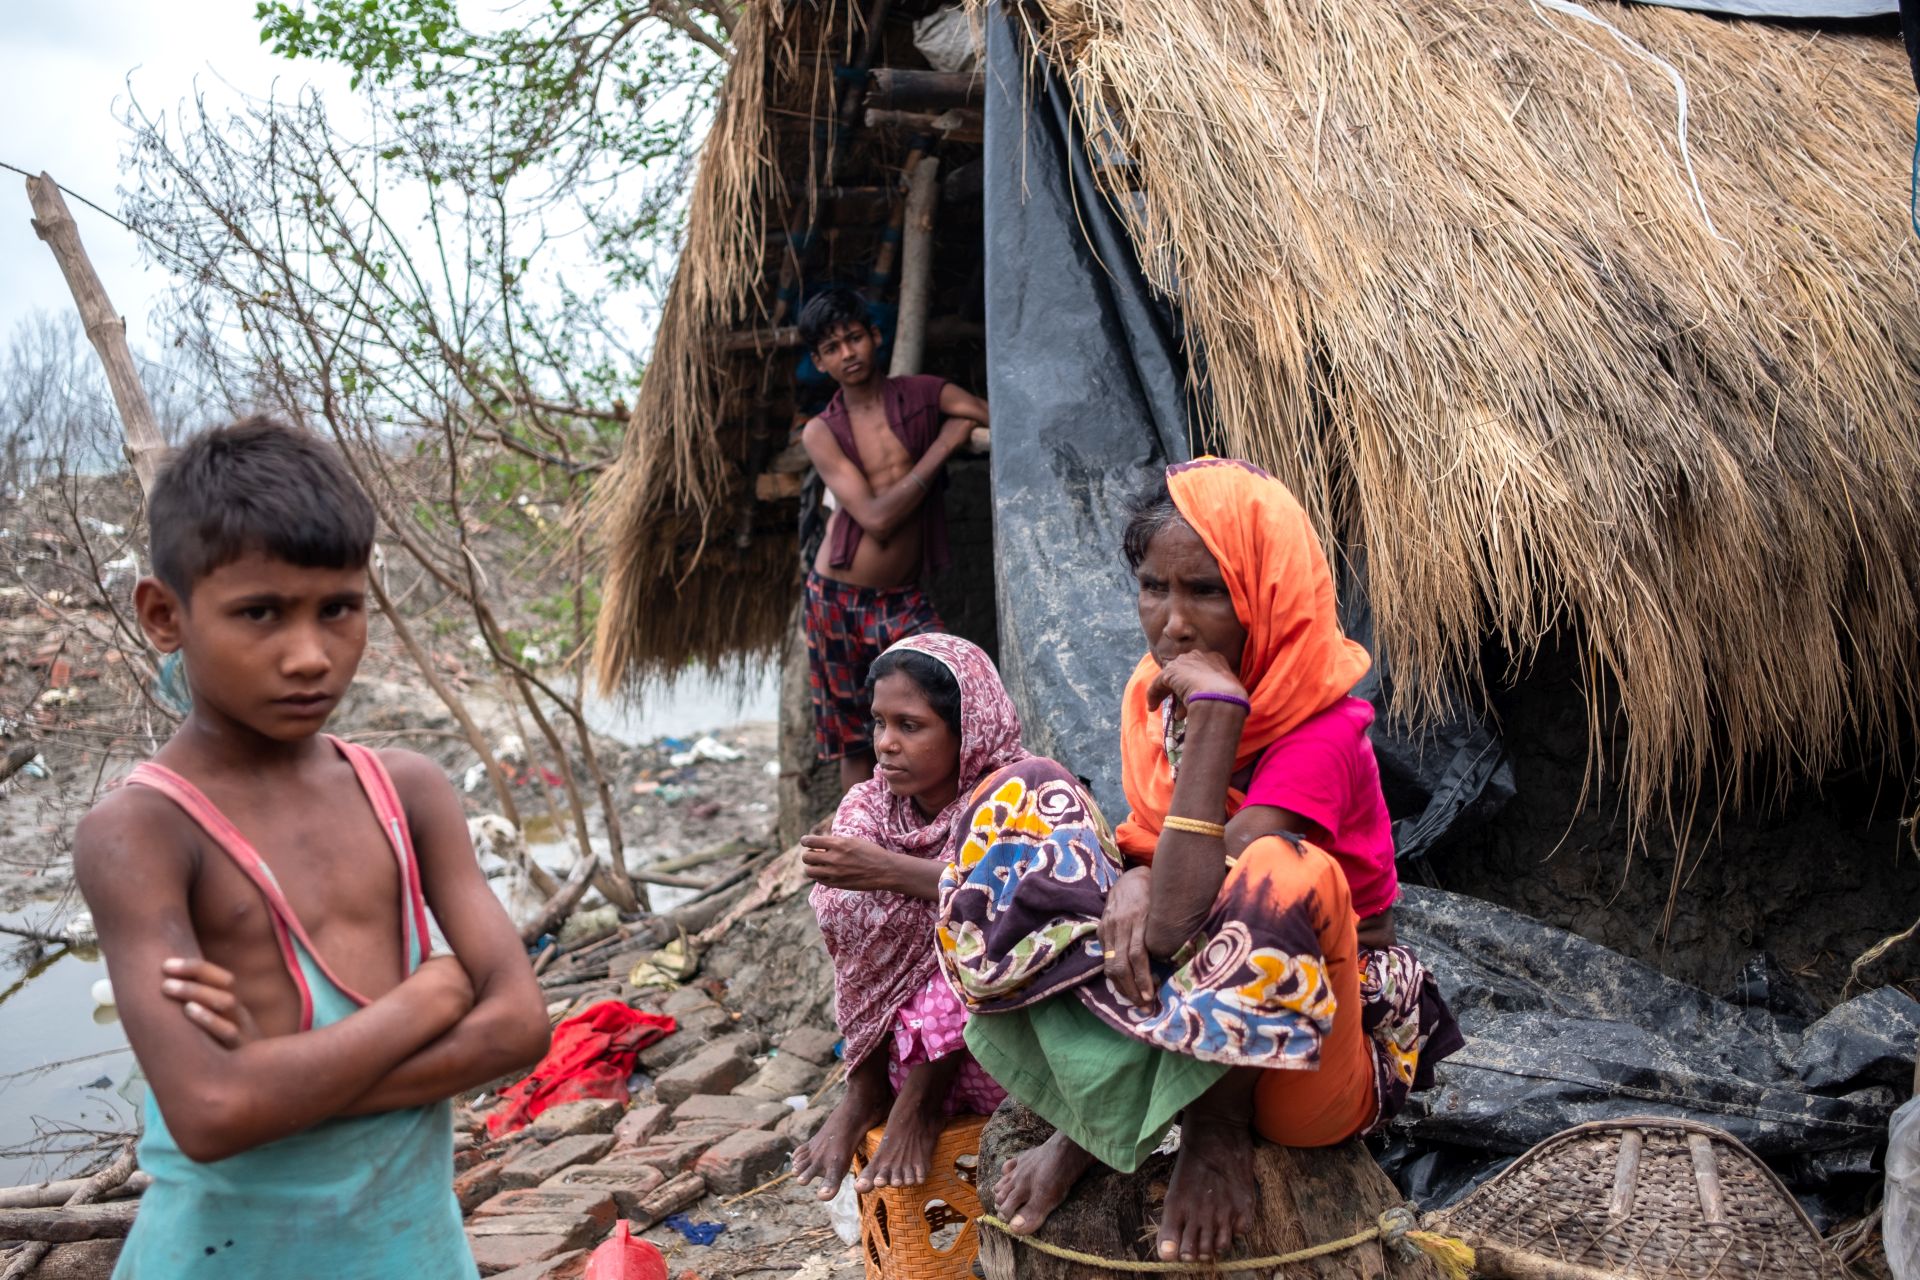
[755,472,808,501]
[867,69,983,111]
[0,1201,138,1243]
[24,175,167,498]
[889,157,941,377]
[863,108,982,143]
[715,318,984,354]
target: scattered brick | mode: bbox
[466,1232,577,1275]
[632,1172,706,1228]
[500,1135,617,1190]
[670,1094,790,1130]
[637,1035,694,1074]
[619,1123,734,1176]
[529,1099,625,1140]
[735,1052,822,1102]
[455,1156,509,1213]
[776,1027,841,1066]
[694,1129,791,1197]
[467,1212,603,1251]
[662,986,721,1016]
[542,1162,666,1216]
[482,1249,588,1280]
[473,1186,617,1234]
[777,1106,831,1147]
[653,1036,756,1105]
[611,1103,671,1148]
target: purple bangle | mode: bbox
[1187,692,1251,713]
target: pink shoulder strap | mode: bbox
[329,737,434,963]
[123,738,432,1030]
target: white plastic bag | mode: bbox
[912,6,983,74]
[824,1173,862,1245]
[1887,1096,1920,1279]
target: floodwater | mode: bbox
[0,912,137,1186]
[0,661,778,1188]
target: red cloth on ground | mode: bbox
[485,1001,676,1138]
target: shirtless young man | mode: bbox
[73,419,549,1278]
[796,286,990,794]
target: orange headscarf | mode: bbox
[1115,458,1371,858]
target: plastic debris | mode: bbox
[627,934,699,990]
[64,912,96,947]
[762,760,781,778]
[1888,1096,1920,1279]
[585,1221,668,1280]
[461,763,488,794]
[559,904,621,948]
[154,650,193,715]
[824,1175,861,1244]
[661,1214,726,1246]
[667,736,743,768]
[90,978,115,1009]
[783,1095,809,1112]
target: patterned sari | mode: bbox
[936,459,1461,1167]
[811,634,1022,1112]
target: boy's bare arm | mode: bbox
[801,415,972,542]
[938,383,989,427]
[336,750,549,1115]
[73,790,473,1163]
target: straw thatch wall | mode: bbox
[1025,0,1920,821]
[596,0,1920,824]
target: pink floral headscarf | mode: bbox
[812,634,1030,1067]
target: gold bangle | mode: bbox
[1162,815,1227,839]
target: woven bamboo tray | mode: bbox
[1428,1117,1845,1280]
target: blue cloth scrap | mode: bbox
[662,1214,726,1246]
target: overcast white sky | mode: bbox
[1,0,357,351]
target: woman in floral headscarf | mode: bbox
[936,459,1461,1265]
[792,633,1021,1200]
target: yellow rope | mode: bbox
[975,1205,1475,1279]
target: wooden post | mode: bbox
[24,175,167,498]
[867,69,984,111]
[888,157,941,378]
[976,1102,1440,1280]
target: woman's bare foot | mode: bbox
[792,1053,890,1200]
[993,1129,1096,1234]
[1156,1071,1258,1262]
[856,1053,963,1191]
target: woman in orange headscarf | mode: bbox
[936,459,1459,1265]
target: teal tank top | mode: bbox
[114,740,478,1279]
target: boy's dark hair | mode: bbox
[798,287,873,353]
[149,416,377,598]
[1121,474,1182,572]
[868,647,962,737]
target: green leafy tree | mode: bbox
[255,0,736,289]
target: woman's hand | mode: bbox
[801,834,903,893]
[1099,866,1158,1008]
[161,956,261,1049]
[1145,650,1248,716]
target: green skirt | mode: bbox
[965,996,1229,1173]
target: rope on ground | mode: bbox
[976,1205,1475,1279]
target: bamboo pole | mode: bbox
[889,157,942,377]
[24,176,167,498]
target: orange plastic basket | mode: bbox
[854,1113,989,1280]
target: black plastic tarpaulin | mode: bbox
[982,0,1188,819]
[1392,886,1919,1218]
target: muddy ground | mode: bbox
[1429,636,1920,1008]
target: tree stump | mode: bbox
[976,1102,1438,1280]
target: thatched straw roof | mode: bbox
[596,0,1920,822]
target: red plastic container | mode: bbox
[584,1222,668,1280]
